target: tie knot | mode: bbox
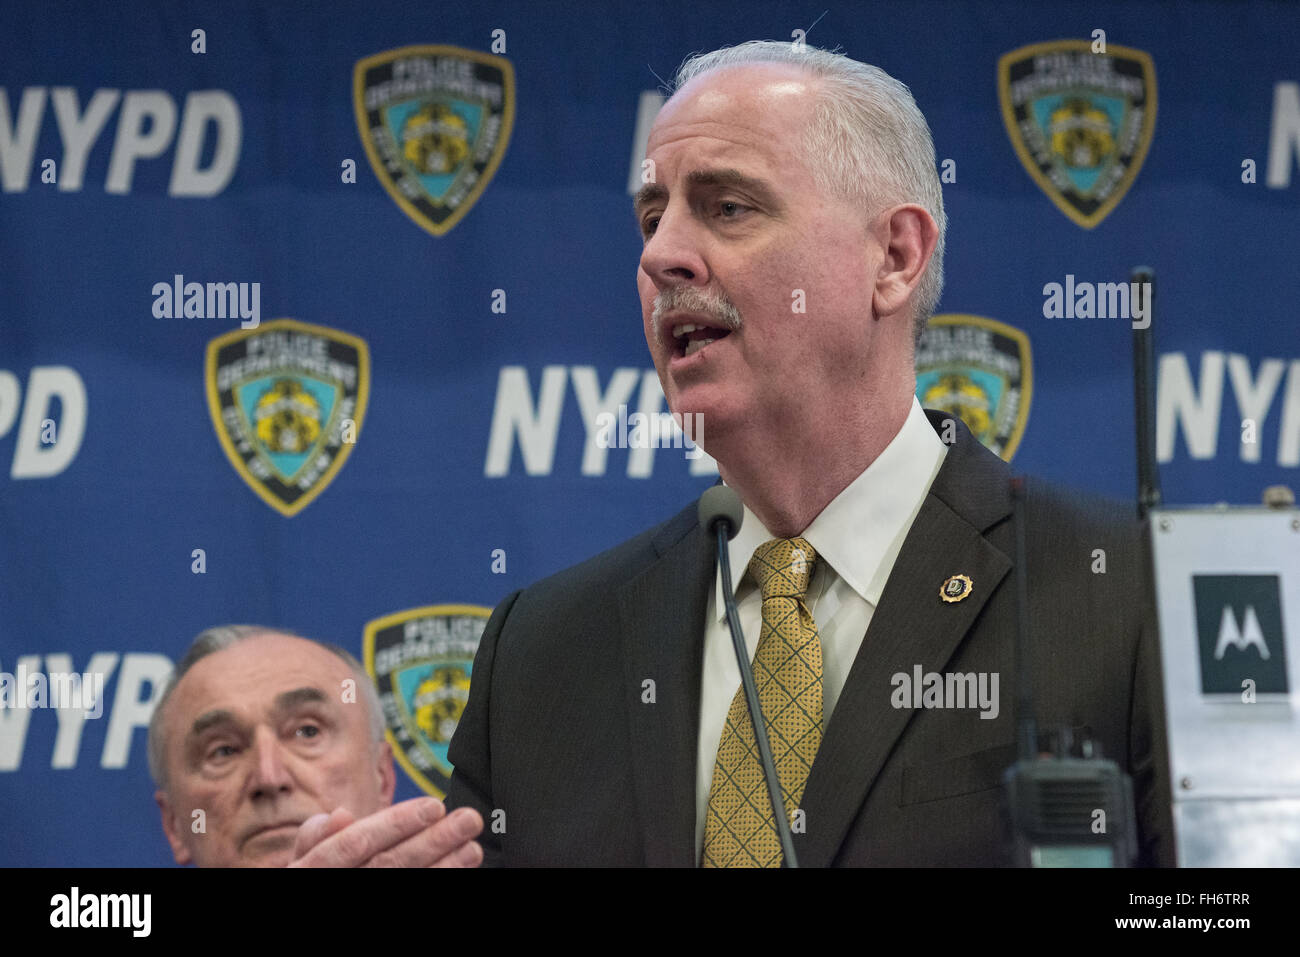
[749,537,817,600]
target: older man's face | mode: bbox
[635,63,883,448]
[154,633,394,867]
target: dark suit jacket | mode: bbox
[446,411,1175,866]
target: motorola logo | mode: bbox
[1193,575,1289,695]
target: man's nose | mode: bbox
[639,204,707,288]
[247,726,294,798]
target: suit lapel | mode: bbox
[792,412,1015,866]
[616,507,714,866]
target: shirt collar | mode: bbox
[713,396,948,619]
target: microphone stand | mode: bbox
[714,516,800,868]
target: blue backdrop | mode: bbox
[2,0,1297,865]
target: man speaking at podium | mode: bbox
[446,40,1174,866]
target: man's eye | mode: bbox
[641,216,660,237]
[207,744,237,760]
[296,724,321,739]
[718,201,748,218]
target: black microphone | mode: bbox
[698,485,800,867]
[1131,266,1162,520]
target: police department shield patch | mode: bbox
[998,40,1156,229]
[364,605,492,797]
[915,315,1033,461]
[205,319,370,516]
[354,45,515,237]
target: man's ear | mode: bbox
[871,204,939,320]
[155,789,193,866]
[375,739,396,807]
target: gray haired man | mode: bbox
[445,41,1172,867]
[149,625,482,866]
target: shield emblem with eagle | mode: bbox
[205,319,369,516]
[915,315,1033,461]
[364,605,492,798]
[354,45,515,237]
[998,40,1157,229]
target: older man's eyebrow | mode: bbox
[633,168,781,218]
[684,168,777,201]
[184,688,330,749]
[633,182,667,216]
[272,686,329,715]
[188,709,238,741]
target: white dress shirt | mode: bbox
[694,396,949,861]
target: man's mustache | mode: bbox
[652,287,743,340]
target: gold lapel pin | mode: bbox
[940,574,973,603]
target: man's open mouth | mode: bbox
[672,322,733,358]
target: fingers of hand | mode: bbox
[296,797,445,867]
[290,806,356,864]
[429,838,484,869]
[364,807,484,868]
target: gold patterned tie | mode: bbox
[702,537,823,867]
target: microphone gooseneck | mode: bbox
[699,485,800,868]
